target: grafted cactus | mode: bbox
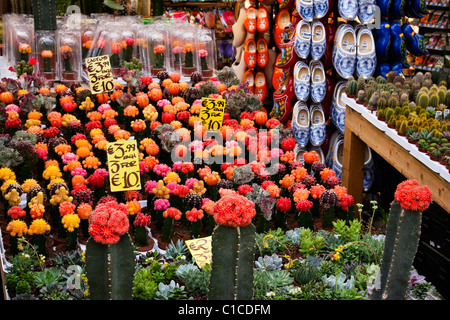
[371,180,432,300]
[208,224,256,300]
[208,194,257,300]
[85,234,136,300]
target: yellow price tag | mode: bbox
[106,140,141,192]
[85,55,115,94]
[185,236,212,268]
[199,98,226,130]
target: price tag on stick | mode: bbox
[107,140,142,192]
[85,55,115,94]
[185,236,212,268]
[199,98,226,130]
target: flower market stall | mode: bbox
[0,0,448,304]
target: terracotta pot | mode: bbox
[182,66,197,77]
[151,68,166,77]
[62,72,78,81]
[201,68,213,79]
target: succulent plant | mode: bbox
[255,254,284,271]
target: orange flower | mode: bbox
[171,96,184,105]
[63,160,82,172]
[54,143,71,156]
[183,43,194,53]
[59,201,76,216]
[333,185,347,200]
[266,184,280,198]
[87,111,102,122]
[145,144,160,156]
[280,151,295,164]
[291,166,308,182]
[124,105,139,117]
[77,203,92,220]
[293,188,310,202]
[320,168,336,182]
[303,151,320,164]
[111,42,121,54]
[41,50,53,58]
[279,174,295,189]
[310,184,326,199]
[72,174,87,186]
[76,146,93,158]
[131,119,146,132]
[153,45,166,54]
[28,110,43,120]
[204,172,220,186]
[142,156,159,171]
[126,200,141,216]
[82,156,101,170]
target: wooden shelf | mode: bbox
[340,94,450,213]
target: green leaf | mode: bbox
[103,0,124,10]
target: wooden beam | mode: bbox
[343,105,450,213]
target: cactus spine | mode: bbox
[85,234,136,300]
[208,224,256,300]
[429,93,439,108]
[371,200,424,300]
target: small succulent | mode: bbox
[255,254,284,271]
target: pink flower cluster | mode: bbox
[88,201,129,245]
[394,179,432,212]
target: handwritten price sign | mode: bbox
[106,140,141,192]
[199,98,226,130]
[185,236,212,268]
[85,55,115,94]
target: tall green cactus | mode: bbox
[85,234,136,300]
[371,200,424,300]
[208,224,256,300]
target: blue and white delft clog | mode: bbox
[332,24,356,79]
[294,60,311,101]
[358,0,376,24]
[330,81,347,134]
[309,103,327,146]
[296,0,314,22]
[338,0,358,20]
[292,101,311,148]
[311,20,326,60]
[294,20,312,59]
[314,0,329,19]
[356,26,376,79]
[310,60,326,103]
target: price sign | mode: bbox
[106,140,141,192]
[199,98,226,130]
[185,236,212,268]
[85,55,115,94]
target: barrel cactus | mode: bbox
[429,93,439,108]
[208,194,257,300]
[371,180,432,300]
[346,79,358,97]
[416,92,429,108]
[85,200,136,300]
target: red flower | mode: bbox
[186,208,204,222]
[71,133,87,144]
[172,184,190,198]
[125,38,135,46]
[103,117,117,128]
[43,127,60,139]
[87,173,105,189]
[134,213,151,227]
[29,57,37,65]
[8,206,26,220]
[161,112,175,124]
[281,137,296,152]
[63,102,76,112]
[88,201,129,245]
[176,111,191,121]
[140,76,153,85]
[6,118,21,128]
[163,207,182,220]
[276,197,292,212]
[339,194,354,211]
[85,120,102,131]
[213,194,256,227]
[237,184,253,196]
[8,66,15,72]
[394,179,432,212]
[295,200,314,212]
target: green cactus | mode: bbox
[371,198,426,300]
[398,120,408,136]
[429,93,439,108]
[376,96,386,110]
[366,85,376,102]
[416,92,429,108]
[387,93,399,109]
[377,108,386,120]
[376,75,387,84]
[384,107,394,122]
[346,79,358,97]
[422,78,432,89]
[437,88,446,105]
[208,224,255,300]
[357,77,366,92]
[85,234,136,300]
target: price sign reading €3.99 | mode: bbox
[85,55,115,95]
[107,140,141,192]
[199,98,226,130]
